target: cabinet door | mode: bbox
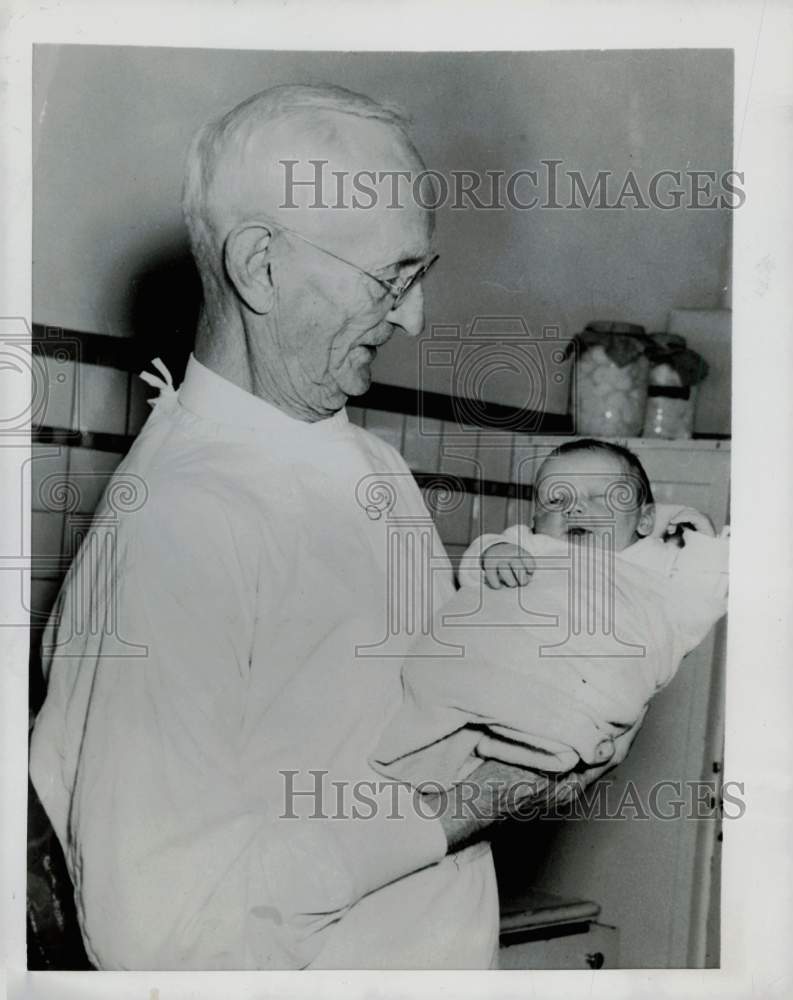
[631,443,730,532]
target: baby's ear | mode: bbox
[636,503,655,538]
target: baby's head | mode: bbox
[532,439,655,551]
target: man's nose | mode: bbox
[386,284,425,338]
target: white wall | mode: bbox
[34,46,732,412]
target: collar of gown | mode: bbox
[177,353,350,437]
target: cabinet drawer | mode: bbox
[499,920,619,970]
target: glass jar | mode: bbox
[574,338,649,437]
[643,365,698,439]
[641,335,707,439]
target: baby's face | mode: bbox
[533,450,654,551]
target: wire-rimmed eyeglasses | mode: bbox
[260,218,439,309]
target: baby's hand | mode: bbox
[481,543,536,589]
[657,506,716,539]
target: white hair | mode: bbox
[182,83,416,290]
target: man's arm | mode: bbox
[425,712,647,851]
[30,484,450,970]
[423,759,553,850]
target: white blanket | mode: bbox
[372,528,729,788]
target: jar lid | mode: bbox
[584,320,646,336]
[569,323,648,367]
[648,332,687,351]
[645,340,709,386]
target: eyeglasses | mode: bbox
[262,219,439,309]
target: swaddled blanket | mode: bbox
[372,525,729,789]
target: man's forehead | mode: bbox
[220,112,432,264]
[249,113,419,194]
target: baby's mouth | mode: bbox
[566,525,591,538]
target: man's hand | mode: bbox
[481,543,536,589]
[427,709,647,852]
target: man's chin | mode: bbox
[340,361,375,400]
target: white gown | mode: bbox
[29,354,499,970]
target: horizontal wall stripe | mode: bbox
[413,472,532,501]
[33,323,574,434]
[356,381,573,432]
[32,324,728,439]
[34,324,140,371]
[32,425,131,454]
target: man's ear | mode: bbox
[636,503,655,538]
[224,222,276,315]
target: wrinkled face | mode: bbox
[267,197,432,412]
[533,450,654,551]
[222,111,437,418]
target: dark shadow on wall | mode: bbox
[493,814,563,898]
[125,243,203,382]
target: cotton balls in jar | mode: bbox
[575,344,649,436]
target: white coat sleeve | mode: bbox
[29,484,446,970]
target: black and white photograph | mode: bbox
[2,2,792,997]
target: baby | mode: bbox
[372,439,729,789]
[463,437,716,590]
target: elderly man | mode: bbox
[30,84,632,970]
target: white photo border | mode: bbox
[2,1,792,997]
